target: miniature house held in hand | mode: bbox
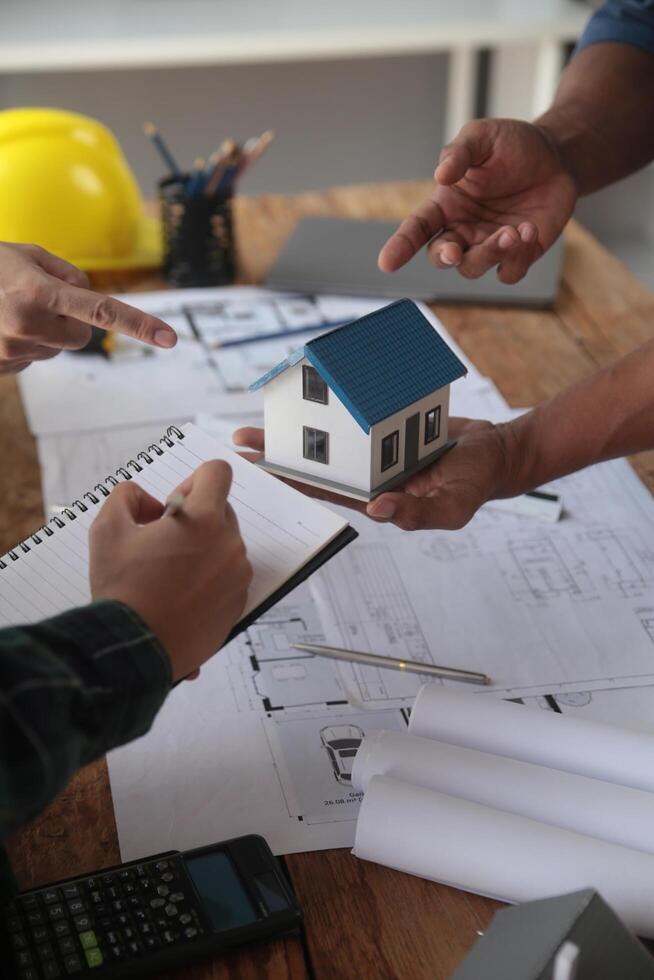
[250,299,467,501]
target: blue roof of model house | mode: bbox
[250,298,467,433]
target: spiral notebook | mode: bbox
[0,423,357,639]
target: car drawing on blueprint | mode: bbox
[320,725,364,785]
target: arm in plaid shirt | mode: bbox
[0,600,172,901]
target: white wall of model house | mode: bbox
[263,356,451,493]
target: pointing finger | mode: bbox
[50,283,177,348]
[378,199,445,273]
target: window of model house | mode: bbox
[381,430,399,471]
[303,426,329,463]
[302,365,328,404]
[425,406,441,444]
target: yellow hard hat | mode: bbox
[0,108,162,270]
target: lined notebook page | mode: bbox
[0,423,349,628]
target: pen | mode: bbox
[291,642,490,686]
[162,492,186,518]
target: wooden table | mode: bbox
[3,181,654,979]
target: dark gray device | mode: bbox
[450,889,654,980]
[266,217,563,307]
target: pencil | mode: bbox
[291,642,490,686]
[204,139,239,198]
[186,157,207,197]
[143,122,182,179]
[207,318,350,350]
[162,492,186,518]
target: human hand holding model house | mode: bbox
[235,333,654,532]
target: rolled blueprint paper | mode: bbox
[351,730,654,855]
[409,684,654,793]
[353,776,654,938]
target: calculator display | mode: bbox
[185,852,257,932]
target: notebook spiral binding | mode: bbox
[0,426,185,570]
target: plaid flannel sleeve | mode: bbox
[0,600,172,843]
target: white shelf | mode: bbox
[0,0,587,72]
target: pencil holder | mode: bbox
[159,176,236,288]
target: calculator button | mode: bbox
[63,953,84,973]
[28,909,46,926]
[37,940,56,960]
[32,925,51,943]
[53,920,71,938]
[165,903,178,917]
[127,940,143,956]
[99,916,113,931]
[89,891,103,906]
[16,948,34,966]
[108,945,125,961]
[119,870,133,882]
[155,861,169,872]
[7,914,24,932]
[84,947,104,968]
[47,905,65,922]
[160,871,174,883]
[102,875,114,886]
[143,936,159,950]
[123,926,135,941]
[106,886,119,901]
[66,899,85,916]
[111,900,124,912]
[73,914,92,932]
[150,898,165,910]
[42,961,62,979]
[179,913,192,926]
[128,896,142,910]
[162,929,176,944]
[136,864,146,877]
[139,922,153,936]
[78,930,98,950]
[61,885,80,901]
[139,878,152,893]
[184,926,199,939]
[85,878,97,891]
[19,968,39,980]
[20,894,40,912]
[59,936,77,956]
[156,884,169,898]
[124,883,136,895]
[42,889,62,905]
[169,892,184,903]
[12,931,29,949]
[117,914,130,927]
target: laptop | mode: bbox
[266,217,563,307]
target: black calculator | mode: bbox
[1,835,302,979]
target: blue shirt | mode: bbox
[577,1,654,56]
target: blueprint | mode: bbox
[108,405,654,859]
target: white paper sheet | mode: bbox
[353,775,654,939]
[352,729,654,854]
[409,684,654,793]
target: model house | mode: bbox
[250,298,468,501]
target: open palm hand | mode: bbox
[379,118,577,284]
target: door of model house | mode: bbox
[404,412,420,469]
